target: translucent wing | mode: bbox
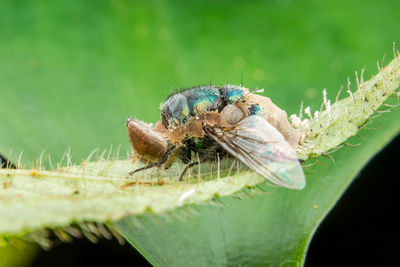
[205,115,305,189]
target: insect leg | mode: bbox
[178,145,218,181]
[178,160,202,181]
[0,154,16,169]
[129,146,176,175]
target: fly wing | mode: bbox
[206,115,305,189]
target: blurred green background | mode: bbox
[1,0,399,165]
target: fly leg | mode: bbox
[178,159,203,181]
[129,146,175,176]
[178,145,218,181]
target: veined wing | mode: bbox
[205,115,305,189]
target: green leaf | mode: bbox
[1,1,400,266]
[114,107,399,266]
[0,159,266,234]
[0,240,37,267]
[0,56,398,265]
[1,55,398,236]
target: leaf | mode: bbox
[1,55,398,236]
[0,159,265,234]
[0,55,398,266]
[114,91,400,266]
[114,58,400,266]
[0,240,37,267]
[1,1,400,266]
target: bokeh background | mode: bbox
[1,0,399,164]
[0,0,399,266]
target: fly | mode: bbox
[126,85,306,189]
